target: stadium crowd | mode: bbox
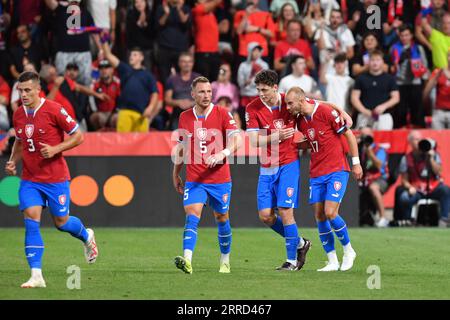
[0,0,450,227]
[0,0,449,132]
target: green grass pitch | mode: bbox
[1,228,449,300]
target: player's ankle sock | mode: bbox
[31,268,43,278]
[270,215,285,237]
[183,214,200,257]
[317,220,335,253]
[217,220,232,255]
[329,215,350,246]
[343,242,354,254]
[220,253,230,265]
[284,224,300,262]
[24,219,44,269]
[57,216,89,242]
[327,250,339,265]
[184,249,193,262]
[298,237,305,249]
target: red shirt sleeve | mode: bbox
[245,104,260,131]
[53,105,79,135]
[220,106,239,135]
[324,105,346,134]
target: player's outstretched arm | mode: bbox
[172,143,185,194]
[5,139,22,176]
[343,129,363,180]
[39,129,84,159]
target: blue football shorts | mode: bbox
[309,171,349,205]
[183,182,232,214]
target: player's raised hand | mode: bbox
[39,142,58,159]
[352,164,363,181]
[173,175,184,194]
[5,161,17,176]
[206,152,226,168]
[279,127,295,141]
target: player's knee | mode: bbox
[259,213,275,225]
[215,212,229,223]
[315,212,327,222]
[324,207,338,220]
[53,215,69,229]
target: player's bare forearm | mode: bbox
[226,132,242,154]
[41,129,84,158]
[8,139,23,164]
[344,129,363,180]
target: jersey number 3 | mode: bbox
[27,139,36,152]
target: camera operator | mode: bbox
[396,130,450,227]
[358,127,390,227]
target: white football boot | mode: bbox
[21,269,46,288]
[340,248,357,271]
[84,228,98,264]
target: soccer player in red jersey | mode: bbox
[285,87,363,272]
[4,72,98,288]
[172,76,241,274]
[245,70,353,271]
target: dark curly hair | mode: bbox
[254,70,278,87]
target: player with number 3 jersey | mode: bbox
[4,71,98,289]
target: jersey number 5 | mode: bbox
[27,139,36,152]
[199,141,207,154]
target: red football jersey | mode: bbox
[13,98,79,183]
[177,104,239,184]
[296,100,350,178]
[245,93,299,168]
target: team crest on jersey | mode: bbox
[222,193,229,204]
[334,181,342,191]
[25,124,34,138]
[58,194,67,205]
[196,128,208,141]
[286,187,294,197]
[273,119,284,129]
[307,128,315,140]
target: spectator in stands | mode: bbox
[279,55,322,99]
[45,63,108,130]
[0,75,11,131]
[396,130,450,227]
[10,63,39,112]
[234,0,276,63]
[423,50,450,129]
[274,19,315,75]
[165,52,200,130]
[415,0,447,53]
[212,63,240,111]
[156,0,192,84]
[358,127,390,228]
[126,0,154,71]
[273,2,298,43]
[87,0,117,46]
[390,24,428,128]
[9,25,46,80]
[45,0,99,86]
[320,53,354,113]
[215,0,234,59]
[270,0,299,19]
[13,0,44,44]
[352,32,390,77]
[102,38,159,132]
[347,0,384,46]
[303,1,326,41]
[351,50,400,130]
[217,95,242,129]
[237,42,268,111]
[192,0,222,81]
[315,9,355,75]
[0,2,12,81]
[90,60,121,130]
[421,11,450,69]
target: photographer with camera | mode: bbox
[358,127,390,227]
[396,130,450,227]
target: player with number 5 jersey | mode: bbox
[5,71,98,289]
[172,76,241,274]
[285,87,363,272]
